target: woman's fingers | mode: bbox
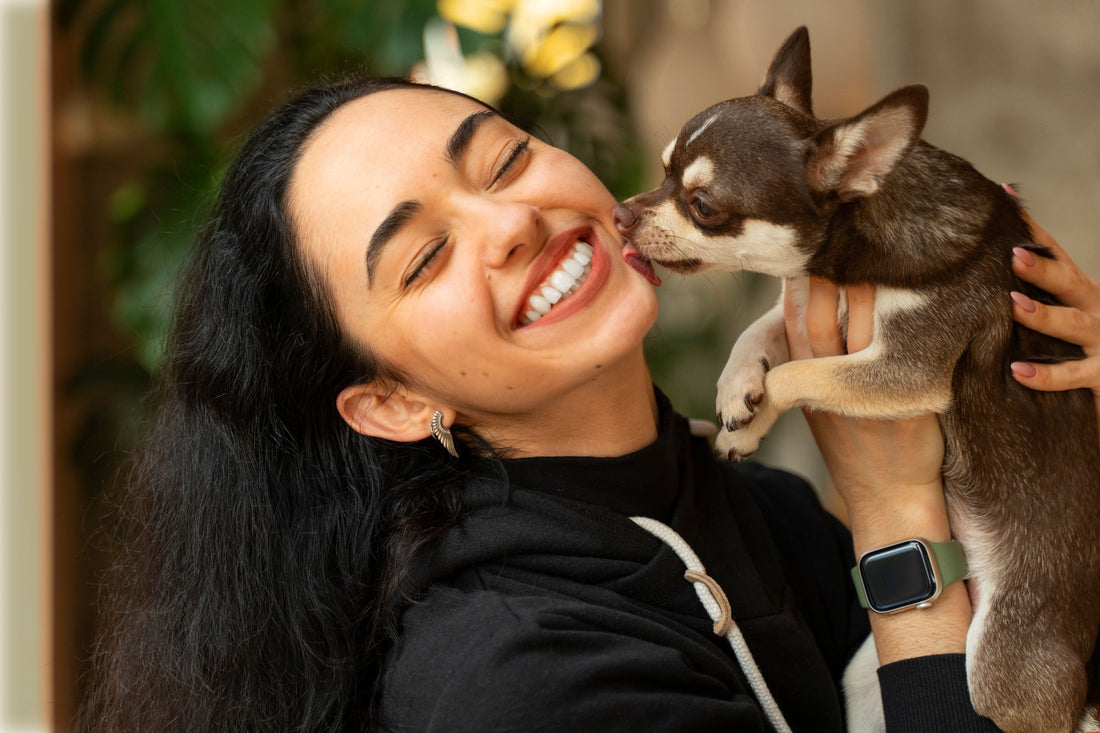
[1010,358,1100,393]
[804,277,844,357]
[790,278,876,359]
[1012,246,1100,314]
[784,279,813,361]
[1001,189,1100,397]
[1011,290,1100,394]
[1011,291,1100,350]
[845,284,875,352]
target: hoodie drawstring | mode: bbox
[630,515,793,733]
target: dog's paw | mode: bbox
[714,424,762,461]
[716,357,769,432]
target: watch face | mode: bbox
[860,540,937,613]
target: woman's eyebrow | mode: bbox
[446,109,496,168]
[364,109,498,287]
[366,200,421,286]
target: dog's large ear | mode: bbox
[805,84,929,202]
[758,26,813,116]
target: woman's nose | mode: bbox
[477,200,541,269]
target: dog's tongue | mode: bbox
[622,242,661,286]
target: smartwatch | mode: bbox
[851,538,969,614]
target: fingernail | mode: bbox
[1001,183,1018,198]
[1010,291,1037,312]
[1012,247,1037,267]
[1010,361,1037,378]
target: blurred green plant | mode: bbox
[59,0,644,373]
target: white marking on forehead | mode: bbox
[661,138,676,168]
[682,157,715,190]
[686,112,720,146]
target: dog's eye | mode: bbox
[689,195,717,223]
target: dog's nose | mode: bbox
[613,203,638,234]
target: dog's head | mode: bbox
[615,27,929,278]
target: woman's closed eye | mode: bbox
[402,236,449,288]
[490,136,531,188]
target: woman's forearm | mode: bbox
[847,489,971,664]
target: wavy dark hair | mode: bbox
[79,77,487,731]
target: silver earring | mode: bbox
[431,411,459,457]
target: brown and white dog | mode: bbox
[615,27,1100,733]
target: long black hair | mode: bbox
[80,77,481,731]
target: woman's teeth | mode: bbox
[521,241,594,326]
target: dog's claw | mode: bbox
[715,444,754,462]
[744,392,762,411]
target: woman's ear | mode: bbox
[336,383,441,442]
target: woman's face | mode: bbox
[289,88,659,447]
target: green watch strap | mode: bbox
[933,539,970,587]
[851,564,870,609]
[850,539,969,610]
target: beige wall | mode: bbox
[0,0,48,730]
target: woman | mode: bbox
[80,77,1100,731]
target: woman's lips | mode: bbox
[513,228,610,330]
[621,241,662,286]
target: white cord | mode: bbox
[631,516,793,733]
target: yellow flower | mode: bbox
[521,22,598,79]
[507,0,600,56]
[551,52,600,90]
[438,0,516,35]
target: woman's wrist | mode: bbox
[846,483,953,556]
[867,580,971,665]
[846,482,972,665]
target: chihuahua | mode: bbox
[615,27,1100,733]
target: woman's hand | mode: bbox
[1007,198,1100,416]
[785,278,946,534]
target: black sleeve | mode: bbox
[879,655,1002,732]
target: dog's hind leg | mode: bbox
[843,634,886,733]
[967,589,1089,733]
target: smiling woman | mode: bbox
[289,87,659,456]
[77,75,1098,733]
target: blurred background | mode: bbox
[2,0,1098,729]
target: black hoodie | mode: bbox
[381,391,999,732]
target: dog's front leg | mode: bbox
[716,294,790,433]
[715,346,953,459]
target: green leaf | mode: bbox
[77,0,278,136]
